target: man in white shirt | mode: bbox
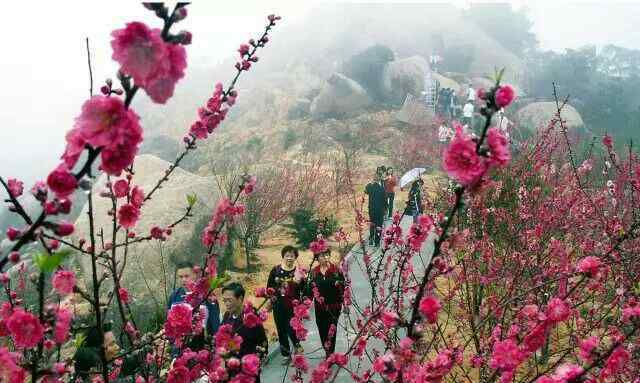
[462,102,474,130]
[467,85,476,102]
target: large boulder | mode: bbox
[310,73,371,120]
[73,154,219,302]
[515,102,584,132]
[382,56,429,104]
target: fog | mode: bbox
[1,0,638,185]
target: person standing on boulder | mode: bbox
[384,167,398,219]
[365,169,387,247]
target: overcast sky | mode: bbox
[1,1,639,185]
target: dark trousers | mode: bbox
[273,303,299,356]
[368,214,384,246]
[386,192,395,218]
[315,306,340,355]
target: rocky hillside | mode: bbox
[73,154,219,302]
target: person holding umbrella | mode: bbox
[405,178,424,223]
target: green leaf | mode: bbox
[186,194,198,208]
[33,248,72,273]
[209,272,230,290]
[495,67,506,85]
[74,333,86,349]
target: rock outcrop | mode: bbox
[382,56,429,104]
[310,73,371,120]
[73,154,219,302]
[515,102,584,132]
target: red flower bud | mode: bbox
[44,201,59,215]
[9,252,20,263]
[55,221,75,237]
[6,227,20,241]
[59,199,72,214]
[49,240,60,250]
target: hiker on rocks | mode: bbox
[365,168,387,247]
[266,245,304,363]
[221,282,268,382]
[405,178,424,223]
[384,167,398,219]
[309,248,345,358]
[167,261,220,352]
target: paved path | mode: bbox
[261,216,435,382]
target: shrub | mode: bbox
[282,127,298,150]
[284,207,338,249]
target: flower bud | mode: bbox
[59,199,72,214]
[6,227,21,241]
[227,357,241,369]
[44,201,59,215]
[100,85,110,95]
[178,31,192,45]
[174,7,188,22]
[49,240,60,250]
[55,221,75,237]
[8,251,20,263]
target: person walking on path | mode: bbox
[308,248,345,358]
[365,169,387,247]
[221,282,268,383]
[384,167,398,219]
[404,178,424,223]
[266,245,304,364]
[167,261,220,353]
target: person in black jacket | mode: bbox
[221,282,268,383]
[309,249,345,357]
[405,178,424,223]
[266,245,304,363]
[365,169,388,247]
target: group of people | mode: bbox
[365,166,425,246]
[73,247,346,380]
[266,246,345,365]
[152,246,344,380]
[436,83,478,131]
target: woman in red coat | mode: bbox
[309,248,346,357]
